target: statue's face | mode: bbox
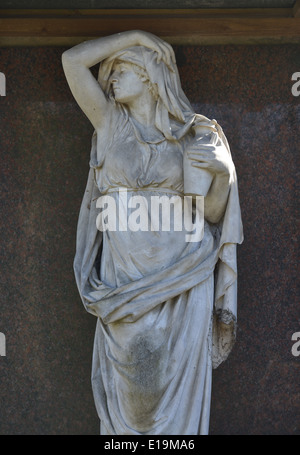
[110,62,147,104]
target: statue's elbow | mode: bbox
[204,203,226,224]
[62,50,73,67]
[205,213,222,224]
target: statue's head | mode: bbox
[108,59,159,104]
[98,46,196,140]
[98,45,214,141]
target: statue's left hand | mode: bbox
[186,139,232,223]
[133,30,176,70]
[186,142,232,178]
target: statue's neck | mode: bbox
[126,91,157,128]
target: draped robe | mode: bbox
[73,46,243,435]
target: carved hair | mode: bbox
[129,63,159,101]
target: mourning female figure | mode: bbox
[62,30,243,435]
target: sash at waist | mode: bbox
[104,186,184,197]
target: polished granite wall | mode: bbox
[0,44,299,435]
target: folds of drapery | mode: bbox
[74,128,243,369]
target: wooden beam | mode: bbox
[0,9,299,46]
[0,8,294,18]
[293,0,300,17]
[1,17,300,37]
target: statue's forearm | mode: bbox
[62,30,139,68]
[204,174,230,224]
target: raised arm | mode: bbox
[62,30,175,130]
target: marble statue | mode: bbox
[62,30,243,435]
